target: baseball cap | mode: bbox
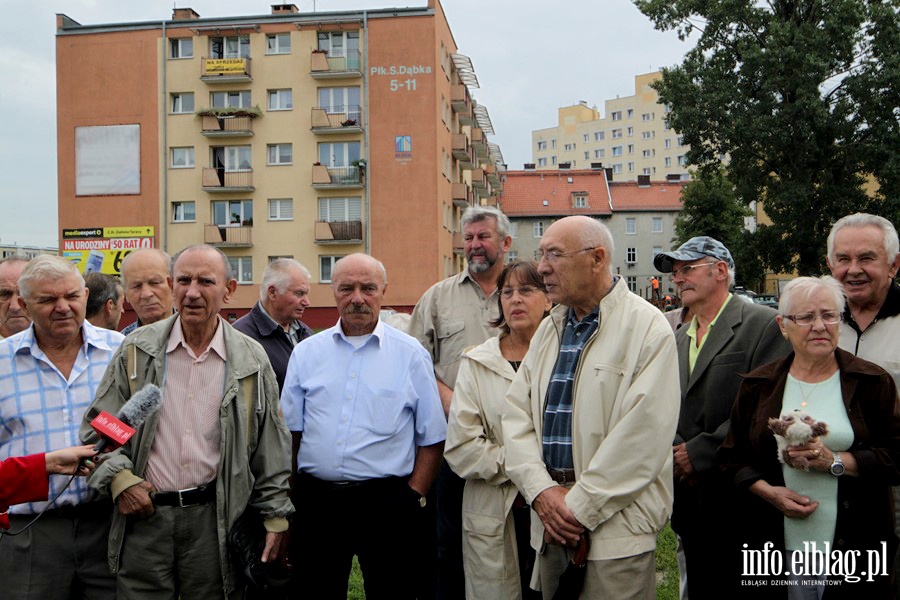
[653,236,735,273]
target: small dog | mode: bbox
[768,411,829,470]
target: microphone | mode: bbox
[89,384,163,454]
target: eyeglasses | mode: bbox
[536,246,599,263]
[783,311,842,326]
[500,285,543,299]
[672,261,720,278]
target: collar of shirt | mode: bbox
[843,281,900,333]
[13,320,118,358]
[258,302,301,337]
[166,315,228,361]
[459,269,499,300]
[686,293,733,371]
[566,305,600,328]
[332,316,386,349]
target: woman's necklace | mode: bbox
[797,380,820,408]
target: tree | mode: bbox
[634,0,900,275]
[673,169,764,289]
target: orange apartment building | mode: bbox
[55,1,503,328]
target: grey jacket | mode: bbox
[81,315,294,593]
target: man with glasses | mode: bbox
[504,216,679,598]
[654,236,789,599]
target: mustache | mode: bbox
[344,305,373,315]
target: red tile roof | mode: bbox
[499,169,684,216]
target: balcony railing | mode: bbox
[310,50,363,78]
[451,182,471,208]
[452,231,464,255]
[311,105,363,132]
[204,224,253,246]
[472,128,489,160]
[200,115,253,137]
[315,220,363,244]
[202,168,254,191]
[201,57,252,81]
[311,164,364,189]
[451,134,474,169]
[471,168,487,192]
[451,84,474,126]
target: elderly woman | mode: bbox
[719,276,900,598]
[445,261,550,600]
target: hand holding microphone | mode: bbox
[45,445,100,476]
[89,384,163,454]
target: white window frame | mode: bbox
[537,141,547,150]
[318,197,362,222]
[212,200,253,226]
[506,250,519,264]
[573,195,588,208]
[320,255,344,283]
[170,147,195,169]
[626,218,636,235]
[171,92,194,114]
[612,146,623,157]
[628,162,635,172]
[534,221,544,237]
[267,143,293,166]
[537,157,547,167]
[172,201,195,222]
[611,111,622,121]
[210,35,249,59]
[626,276,637,292]
[613,163,623,174]
[268,198,294,221]
[612,129,623,139]
[211,90,251,109]
[268,89,293,111]
[266,33,291,55]
[509,221,519,238]
[652,217,663,233]
[594,149,605,159]
[228,257,253,284]
[170,38,193,59]
[626,247,637,263]
[594,131,604,141]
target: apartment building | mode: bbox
[55,1,502,327]
[499,168,685,299]
[0,245,58,261]
[531,72,690,182]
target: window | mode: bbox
[627,162,635,172]
[318,141,361,166]
[551,139,557,149]
[170,38,193,59]
[537,141,547,151]
[506,251,519,263]
[642,149,654,158]
[642,131,655,140]
[642,112,654,121]
[267,143,293,165]
[642,168,652,175]
[594,149,605,158]
[627,144,634,154]
[534,221,544,237]
[509,222,519,238]
[611,111,622,121]
[626,247,636,263]
[626,218,636,234]
[319,197,362,222]
[210,36,249,59]
[268,89,293,111]
[663,157,672,168]
[612,129,623,139]
[318,31,360,54]
[678,136,685,146]
[268,198,294,220]
[665,138,672,149]
[594,131,604,141]
[626,276,637,292]
[573,194,588,208]
[612,146,623,157]
[267,33,291,54]
[210,145,252,172]
[170,147,194,168]
[172,201,195,222]
[537,157,547,167]
[584,151,590,160]
[627,127,634,137]
[652,217,663,233]
[551,156,557,165]
[583,134,589,143]
[228,257,253,284]
[627,109,634,119]
[653,246,663,257]
[320,256,344,283]
[212,200,253,226]
[564,143,574,151]
[318,87,362,120]
[211,90,251,108]
[678,155,688,167]
[171,92,194,114]
[613,163,623,174]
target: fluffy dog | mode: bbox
[768,411,829,470]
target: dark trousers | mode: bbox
[512,502,542,599]
[290,472,423,600]
[436,459,466,600]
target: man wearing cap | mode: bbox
[654,236,789,599]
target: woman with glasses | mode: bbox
[719,276,900,598]
[445,261,550,599]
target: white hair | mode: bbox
[778,276,846,317]
[827,213,899,263]
[19,255,84,301]
[260,259,311,301]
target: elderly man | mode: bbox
[504,216,679,599]
[233,258,312,391]
[408,205,512,598]
[120,248,174,335]
[0,255,123,599]
[281,253,446,599]
[653,236,790,599]
[0,256,30,338]
[82,244,293,600]
[827,212,900,588]
[85,272,125,331]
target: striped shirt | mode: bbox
[0,322,123,513]
[144,317,226,492]
[542,307,600,470]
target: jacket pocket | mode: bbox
[462,512,508,581]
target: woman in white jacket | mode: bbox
[445,260,550,600]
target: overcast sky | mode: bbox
[0,0,693,248]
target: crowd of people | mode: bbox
[0,208,898,600]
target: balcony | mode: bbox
[315,220,363,244]
[204,224,252,247]
[311,105,363,134]
[452,231,464,256]
[451,134,474,169]
[471,168,488,192]
[481,194,498,208]
[450,84,473,127]
[200,115,254,137]
[201,57,252,82]
[310,50,363,79]
[485,164,501,187]
[472,128,489,160]
[311,164,364,189]
[202,168,254,192]
[451,183,471,208]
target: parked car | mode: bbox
[753,294,779,308]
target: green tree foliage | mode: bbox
[634,0,900,275]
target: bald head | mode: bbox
[121,249,174,326]
[331,253,388,336]
[0,258,31,337]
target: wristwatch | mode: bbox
[408,486,427,508]
[829,452,845,477]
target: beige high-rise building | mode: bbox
[531,72,690,182]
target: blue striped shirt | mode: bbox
[0,322,123,513]
[542,307,600,470]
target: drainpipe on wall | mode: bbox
[161,19,168,252]
[363,11,370,255]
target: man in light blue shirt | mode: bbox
[281,253,446,599]
[0,255,122,599]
